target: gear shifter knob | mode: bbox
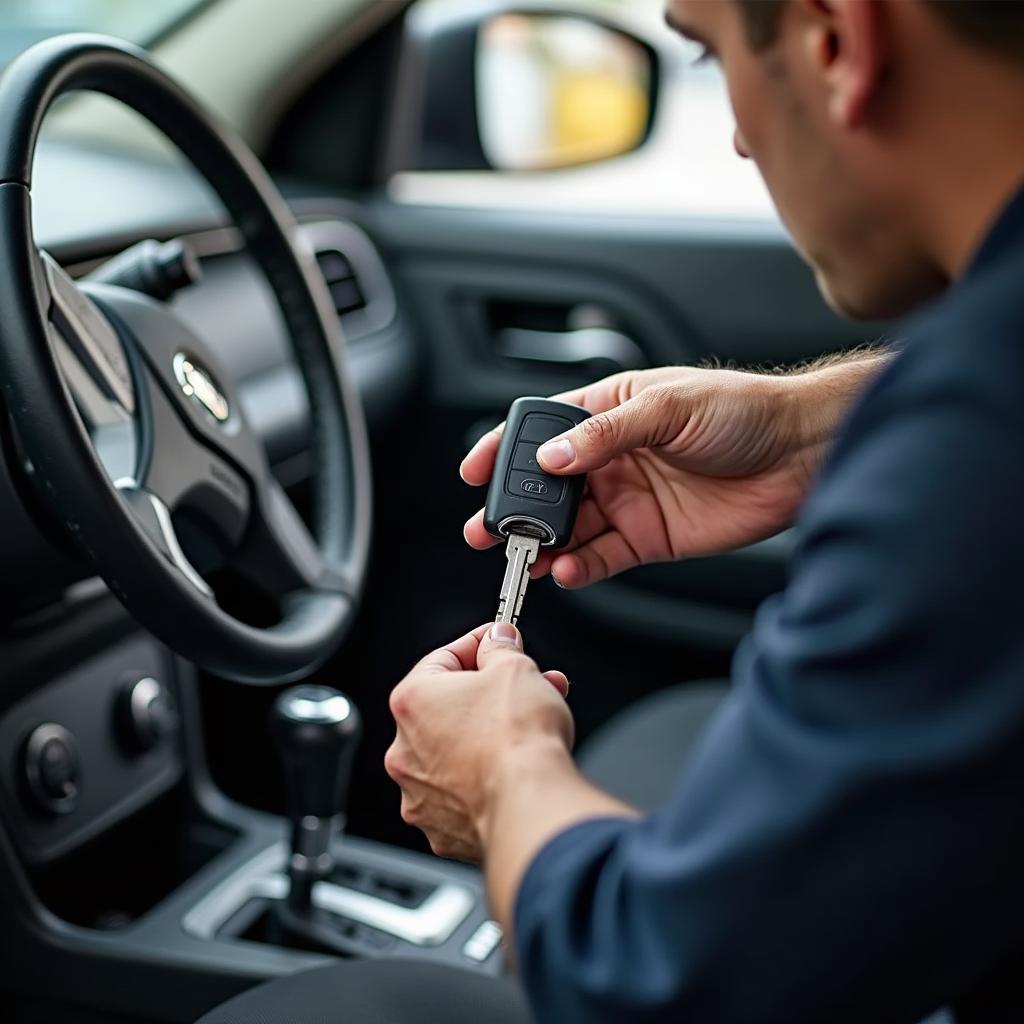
[270,685,361,914]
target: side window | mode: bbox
[391,0,773,220]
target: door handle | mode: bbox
[496,327,648,373]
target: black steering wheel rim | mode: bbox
[0,34,372,683]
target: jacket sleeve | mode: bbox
[514,343,1024,1024]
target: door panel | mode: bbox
[386,256,697,409]
[366,201,873,378]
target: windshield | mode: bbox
[0,0,208,68]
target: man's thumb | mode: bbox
[477,622,525,668]
[536,392,670,474]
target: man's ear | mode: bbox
[797,0,885,128]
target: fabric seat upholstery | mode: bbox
[195,959,531,1024]
[577,680,729,811]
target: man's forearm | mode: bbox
[791,345,891,414]
[479,739,638,937]
[778,347,892,484]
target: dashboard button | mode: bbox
[23,723,80,815]
[118,677,179,753]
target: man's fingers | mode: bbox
[470,492,607,562]
[542,670,571,699]
[460,424,504,486]
[534,497,609,582]
[459,382,622,489]
[462,371,678,484]
[413,623,493,674]
[422,624,567,694]
[537,386,683,475]
[412,647,464,675]
[531,497,610,579]
[549,530,644,589]
[463,508,501,551]
[460,374,640,486]
[476,622,530,668]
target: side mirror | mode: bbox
[392,3,660,173]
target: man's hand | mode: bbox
[386,623,635,930]
[385,622,573,863]
[462,358,887,589]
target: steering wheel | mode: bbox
[0,35,372,684]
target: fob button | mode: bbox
[512,443,541,473]
[508,470,563,504]
[519,414,573,445]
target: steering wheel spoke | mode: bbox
[116,484,214,599]
[134,365,252,553]
[42,251,137,416]
[238,477,353,599]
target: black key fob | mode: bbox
[484,397,591,549]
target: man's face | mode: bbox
[666,0,946,320]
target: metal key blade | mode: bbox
[496,532,541,625]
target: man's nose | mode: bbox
[733,127,750,159]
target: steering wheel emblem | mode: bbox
[173,352,230,423]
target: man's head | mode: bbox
[666,0,1024,319]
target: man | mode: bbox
[386,1,1024,1020]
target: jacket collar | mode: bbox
[964,179,1024,279]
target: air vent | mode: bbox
[316,248,366,317]
[302,219,396,341]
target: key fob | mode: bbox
[484,397,591,549]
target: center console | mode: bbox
[0,609,502,1024]
[185,684,498,966]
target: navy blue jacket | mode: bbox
[515,186,1024,1024]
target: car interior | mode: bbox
[0,1,882,1021]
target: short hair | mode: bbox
[735,1,1024,58]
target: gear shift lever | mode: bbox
[270,685,361,916]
